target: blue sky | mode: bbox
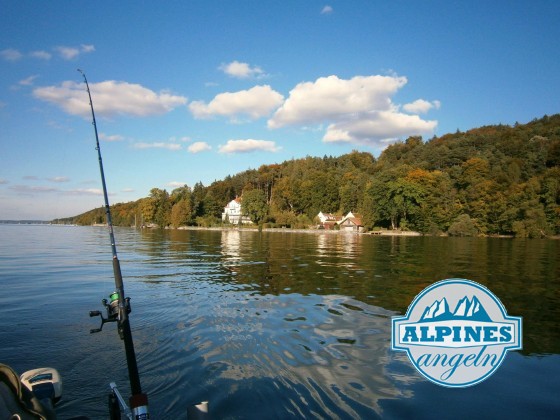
[1,1,559,220]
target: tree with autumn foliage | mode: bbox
[60,115,560,237]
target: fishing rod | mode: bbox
[78,69,149,420]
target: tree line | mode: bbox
[57,114,560,237]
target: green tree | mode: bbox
[192,182,206,218]
[541,167,560,234]
[339,170,365,214]
[148,188,171,227]
[271,176,298,213]
[170,199,193,227]
[404,168,458,233]
[170,185,192,203]
[361,166,419,230]
[448,214,478,236]
[274,210,298,228]
[140,197,156,224]
[242,189,268,224]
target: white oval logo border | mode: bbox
[392,278,523,388]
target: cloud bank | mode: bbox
[218,139,281,154]
[267,74,438,145]
[188,142,212,153]
[403,99,441,114]
[220,60,265,79]
[32,68,439,151]
[133,142,182,151]
[189,85,283,121]
[1,44,94,61]
[33,80,187,118]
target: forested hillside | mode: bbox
[56,115,560,237]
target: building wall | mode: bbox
[222,199,252,224]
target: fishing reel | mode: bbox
[89,291,131,338]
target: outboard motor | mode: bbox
[20,367,62,410]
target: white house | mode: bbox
[338,211,364,232]
[316,211,364,232]
[317,212,338,223]
[316,212,340,230]
[222,197,253,224]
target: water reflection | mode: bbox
[109,229,557,418]
[129,230,559,356]
[110,229,427,417]
[5,226,554,418]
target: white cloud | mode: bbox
[47,176,70,183]
[403,99,441,114]
[55,46,80,60]
[188,142,212,153]
[0,178,8,185]
[269,75,406,128]
[218,139,281,154]
[80,44,95,53]
[323,110,437,144]
[133,142,182,151]
[10,185,59,193]
[33,80,187,118]
[268,74,438,146]
[168,135,191,143]
[19,75,39,86]
[167,181,187,188]
[321,5,333,14]
[9,183,103,196]
[2,45,91,62]
[1,48,23,61]
[30,50,52,60]
[65,188,103,196]
[189,85,283,121]
[55,44,95,60]
[219,60,264,79]
[99,133,125,142]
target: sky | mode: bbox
[1,1,559,220]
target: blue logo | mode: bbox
[392,279,522,387]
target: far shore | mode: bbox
[72,223,557,239]
[173,225,446,237]
[172,226,558,239]
[169,225,421,236]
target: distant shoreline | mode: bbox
[4,222,557,239]
[146,226,556,239]
[169,225,421,236]
[161,226,559,239]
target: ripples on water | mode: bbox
[0,226,559,419]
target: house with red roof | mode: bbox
[337,211,364,232]
[316,211,363,232]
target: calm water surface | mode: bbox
[0,225,558,419]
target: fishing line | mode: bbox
[78,70,209,419]
[78,69,149,419]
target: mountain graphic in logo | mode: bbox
[420,296,491,322]
[392,279,522,387]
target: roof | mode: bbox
[338,212,363,226]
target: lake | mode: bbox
[0,225,558,419]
